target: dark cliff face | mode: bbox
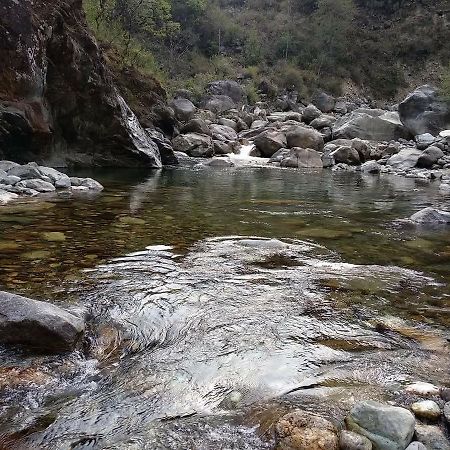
[0,0,167,168]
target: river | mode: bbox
[0,166,449,449]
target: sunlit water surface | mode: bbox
[0,166,449,449]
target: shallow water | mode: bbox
[0,166,449,449]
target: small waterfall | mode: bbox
[117,94,162,168]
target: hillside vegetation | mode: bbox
[83,0,450,101]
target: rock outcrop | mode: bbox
[0,0,170,168]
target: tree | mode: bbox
[309,0,357,76]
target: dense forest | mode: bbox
[83,0,450,101]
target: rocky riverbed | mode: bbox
[167,84,450,198]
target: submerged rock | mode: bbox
[0,291,84,352]
[410,208,450,224]
[275,410,339,450]
[346,401,415,450]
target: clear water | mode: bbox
[0,166,449,449]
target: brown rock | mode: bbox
[275,410,339,450]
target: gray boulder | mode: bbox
[16,179,56,193]
[8,162,43,180]
[172,133,214,158]
[399,85,450,136]
[331,146,360,165]
[416,133,436,150]
[180,118,211,136]
[333,109,411,141]
[80,178,104,191]
[286,127,324,151]
[213,140,233,155]
[39,166,71,187]
[0,291,85,353]
[206,80,246,104]
[340,430,373,450]
[202,95,236,114]
[218,118,238,130]
[361,160,381,174]
[346,401,415,450]
[302,104,322,124]
[417,146,444,168]
[254,130,287,157]
[210,124,238,142]
[312,92,336,113]
[310,115,336,129]
[0,161,20,172]
[169,98,196,122]
[387,148,423,170]
[406,443,427,450]
[280,148,323,168]
[410,207,450,224]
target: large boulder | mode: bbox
[331,146,360,165]
[286,127,324,152]
[346,401,416,450]
[387,148,422,170]
[210,124,238,142]
[312,92,335,113]
[206,80,246,104]
[275,410,339,450]
[280,148,323,168]
[181,118,211,136]
[0,291,85,352]
[201,95,236,114]
[333,109,411,141]
[399,85,450,136]
[172,133,214,158]
[302,104,322,124]
[169,98,196,122]
[254,130,287,157]
[417,146,445,168]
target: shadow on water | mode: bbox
[0,167,449,448]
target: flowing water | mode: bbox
[0,166,449,449]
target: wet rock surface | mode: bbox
[0,291,85,352]
[0,0,166,168]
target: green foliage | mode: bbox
[245,82,260,104]
[243,29,265,66]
